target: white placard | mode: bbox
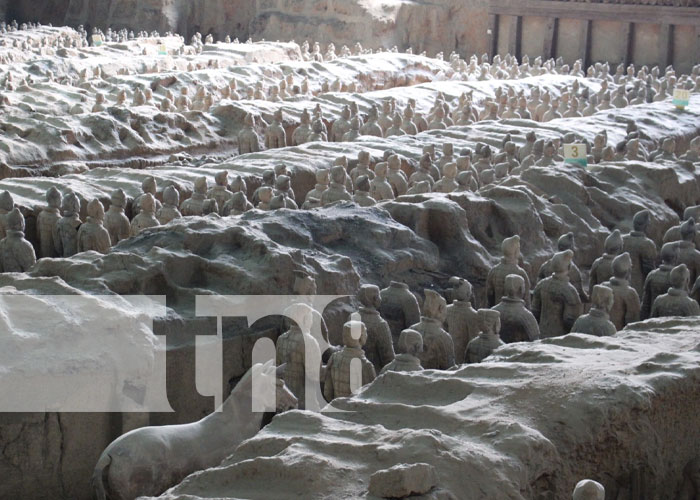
[564,143,587,167]
[673,88,690,109]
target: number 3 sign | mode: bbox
[564,144,588,167]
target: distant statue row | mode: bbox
[6,119,699,268]
[232,64,698,161]
[548,0,696,5]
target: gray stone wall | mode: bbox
[5,0,698,72]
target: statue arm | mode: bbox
[691,276,700,299]
[130,220,141,238]
[570,265,588,303]
[563,292,583,332]
[526,313,540,341]
[322,357,334,402]
[98,230,112,254]
[640,278,652,320]
[689,299,700,316]
[19,241,37,271]
[537,262,546,281]
[317,314,330,344]
[362,359,377,385]
[304,336,322,384]
[53,225,63,256]
[378,322,395,369]
[531,285,542,321]
[641,244,657,276]
[486,271,495,307]
[625,291,641,325]
[650,299,659,319]
[442,334,456,369]
[570,316,584,335]
[404,295,421,328]
[522,270,531,308]
[275,337,285,366]
[662,227,674,244]
[588,263,598,298]
[76,229,85,253]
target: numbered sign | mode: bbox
[673,88,690,109]
[92,34,103,47]
[158,44,167,56]
[564,143,587,167]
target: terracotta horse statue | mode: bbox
[92,361,297,500]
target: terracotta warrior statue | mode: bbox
[55,192,82,257]
[351,151,375,187]
[292,109,313,145]
[433,162,459,193]
[255,187,273,210]
[532,250,583,338]
[357,284,395,372]
[641,242,678,319]
[223,191,253,216]
[305,169,329,206]
[320,165,352,206]
[602,252,641,330]
[623,209,658,296]
[130,193,160,236]
[492,274,540,343]
[486,235,531,308]
[0,191,14,240]
[264,109,287,149]
[238,113,261,154]
[207,171,233,212]
[387,154,408,197]
[380,281,421,348]
[571,285,617,337]
[323,321,376,401]
[671,218,700,285]
[589,229,623,298]
[445,277,479,365]
[369,162,395,201]
[36,186,62,258]
[465,309,504,363]
[352,176,376,207]
[331,105,351,142]
[180,177,208,216]
[538,232,587,303]
[77,199,112,254]
[663,207,700,248]
[408,153,436,189]
[292,270,330,345]
[132,176,161,217]
[156,186,182,224]
[274,174,295,201]
[0,208,36,272]
[252,170,275,206]
[650,264,700,318]
[410,289,455,370]
[104,188,131,245]
[379,329,424,374]
[276,303,322,409]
